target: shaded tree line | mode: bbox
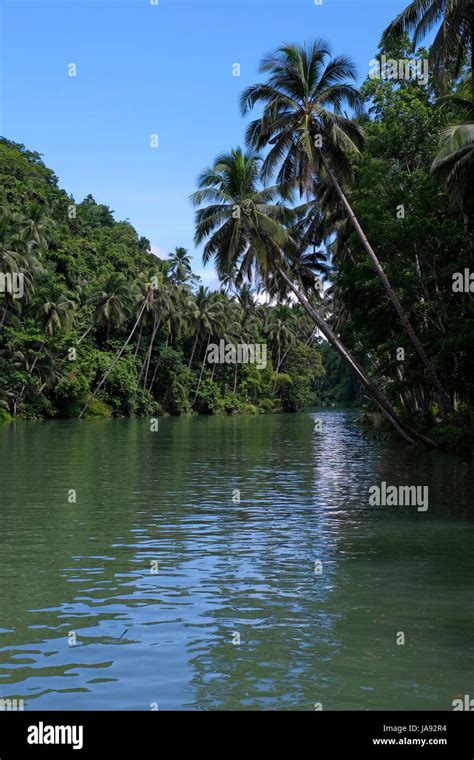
[0,139,325,420]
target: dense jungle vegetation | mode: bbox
[0,138,333,420]
[1,0,473,447]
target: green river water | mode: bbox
[0,411,472,710]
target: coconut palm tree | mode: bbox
[432,125,474,228]
[168,246,194,285]
[218,297,243,391]
[36,284,76,336]
[20,201,54,251]
[146,284,195,393]
[140,276,177,389]
[240,40,452,419]
[80,278,150,417]
[0,211,27,274]
[132,273,155,357]
[0,293,23,331]
[162,284,188,347]
[191,147,434,445]
[281,202,330,296]
[0,207,39,329]
[381,0,474,96]
[134,272,166,386]
[190,288,226,402]
[432,80,474,228]
[240,41,364,192]
[188,286,215,367]
[235,282,258,314]
[265,304,297,372]
[91,272,132,341]
[16,283,76,409]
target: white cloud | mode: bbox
[150,243,168,259]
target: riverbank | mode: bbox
[357,409,474,450]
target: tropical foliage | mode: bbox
[1,0,474,445]
[0,138,324,420]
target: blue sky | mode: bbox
[1,0,408,284]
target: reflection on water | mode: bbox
[0,411,472,710]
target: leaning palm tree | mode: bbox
[191,147,434,445]
[139,276,175,389]
[197,296,240,386]
[190,289,226,402]
[188,286,214,367]
[133,272,166,385]
[147,284,191,392]
[281,202,330,296]
[240,40,452,419]
[381,0,474,96]
[80,278,150,417]
[219,297,243,390]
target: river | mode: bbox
[0,411,472,710]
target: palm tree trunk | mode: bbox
[143,317,160,388]
[147,331,170,393]
[304,327,317,346]
[134,323,143,357]
[233,362,238,393]
[0,302,7,330]
[322,157,452,421]
[137,341,149,388]
[149,339,165,391]
[188,332,199,367]
[276,264,435,447]
[77,324,93,345]
[80,299,148,417]
[193,336,210,403]
[16,341,46,409]
[31,324,93,402]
